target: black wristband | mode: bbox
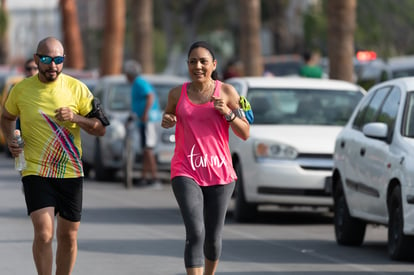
[227,112,236,122]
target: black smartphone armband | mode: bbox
[86,98,110,126]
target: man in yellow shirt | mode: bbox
[0,37,108,275]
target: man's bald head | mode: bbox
[36,37,64,55]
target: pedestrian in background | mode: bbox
[161,41,250,275]
[24,58,38,77]
[0,36,108,275]
[15,58,38,132]
[222,58,243,80]
[299,49,324,78]
[124,60,163,188]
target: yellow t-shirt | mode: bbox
[5,73,93,178]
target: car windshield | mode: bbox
[392,68,414,79]
[263,61,302,76]
[107,83,132,111]
[106,82,174,111]
[247,88,363,125]
[152,84,172,110]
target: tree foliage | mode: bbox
[0,7,7,37]
[303,0,414,58]
[356,0,414,57]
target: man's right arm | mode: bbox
[0,109,20,157]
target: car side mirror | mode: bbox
[362,122,388,139]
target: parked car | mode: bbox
[225,76,366,222]
[80,74,188,183]
[332,77,414,261]
[320,51,392,90]
[262,54,303,77]
[387,55,414,79]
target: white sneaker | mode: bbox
[149,180,163,190]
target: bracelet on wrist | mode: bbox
[227,112,236,122]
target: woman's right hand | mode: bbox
[162,113,177,128]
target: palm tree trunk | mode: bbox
[240,0,262,76]
[327,0,356,82]
[60,0,84,69]
[132,0,153,74]
[100,0,126,76]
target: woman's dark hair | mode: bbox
[187,41,218,80]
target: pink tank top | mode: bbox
[170,80,237,186]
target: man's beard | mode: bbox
[40,68,61,81]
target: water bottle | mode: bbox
[14,129,27,171]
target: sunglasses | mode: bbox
[36,54,65,65]
[25,66,38,71]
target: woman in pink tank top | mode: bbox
[162,41,250,275]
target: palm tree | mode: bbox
[0,0,9,64]
[100,0,126,76]
[240,0,262,76]
[131,0,153,74]
[327,0,357,82]
[60,0,84,69]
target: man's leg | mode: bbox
[144,148,158,181]
[55,216,80,275]
[143,123,160,184]
[30,207,55,275]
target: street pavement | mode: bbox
[0,154,187,275]
[2,153,414,275]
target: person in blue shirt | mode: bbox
[124,60,162,188]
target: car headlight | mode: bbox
[106,122,125,142]
[254,140,298,160]
[161,132,175,143]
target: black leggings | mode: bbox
[172,176,235,268]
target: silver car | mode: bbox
[81,74,188,183]
[226,76,366,222]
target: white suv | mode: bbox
[332,77,414,261]
[226,77,365,222]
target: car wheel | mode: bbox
[388,186,414,261]
[333,180,366,246]
[233,161,257,223]
[123,134,134,189]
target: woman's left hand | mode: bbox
[211,96,230,115]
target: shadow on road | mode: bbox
[226,206,333,225]
[78,238,391,265]
[82,207,182,225]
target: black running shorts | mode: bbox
[22,175,83,222]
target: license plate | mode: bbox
[158,150,173,163]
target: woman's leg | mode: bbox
[172,177,205,273]
[203,182,235,275]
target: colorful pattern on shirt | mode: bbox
[39,111,82,177]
